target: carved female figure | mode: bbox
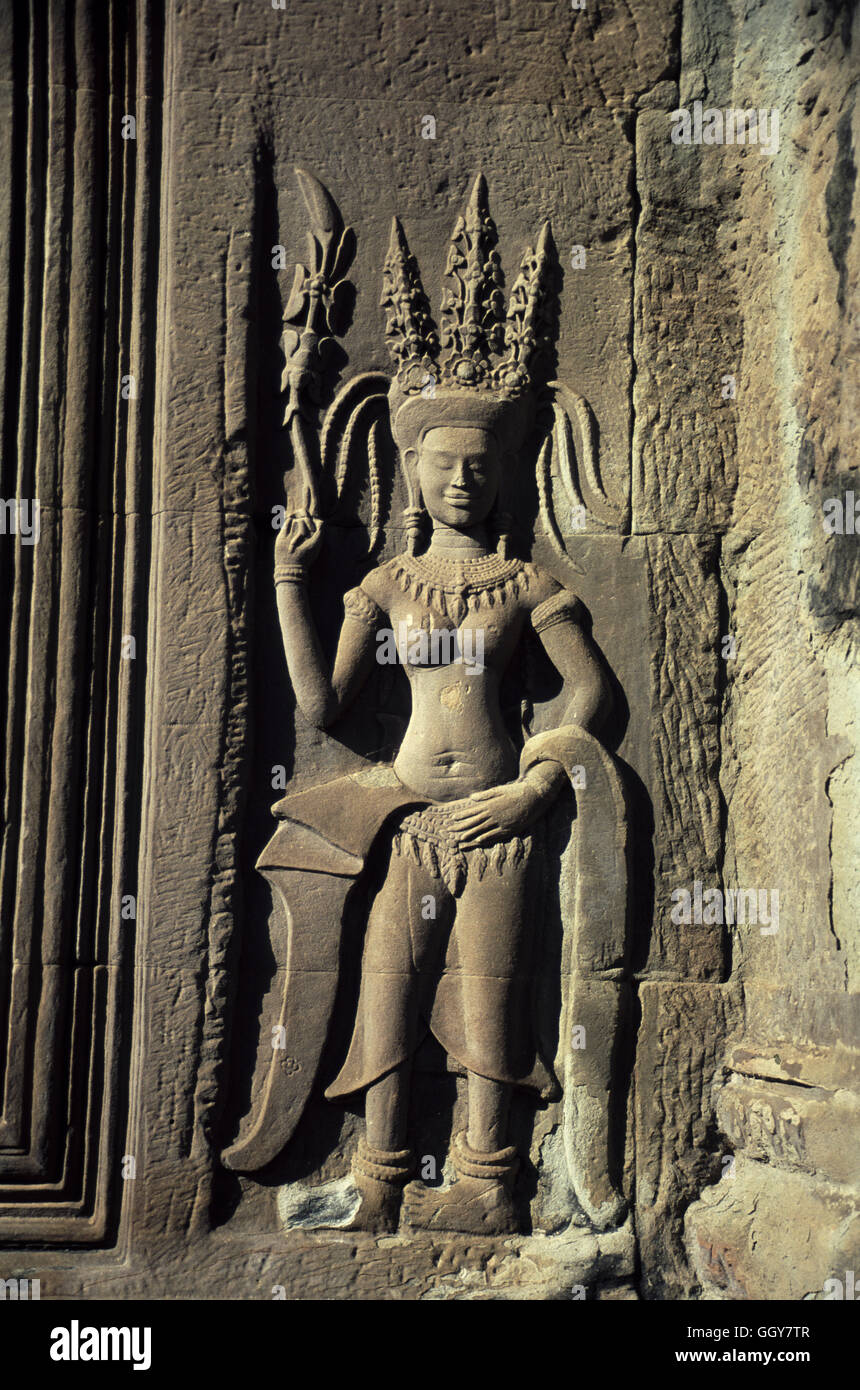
[223,173,627,1237]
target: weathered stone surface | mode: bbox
[0,0,855,1304]
[686,1158,860,1302]
[675,0,859,1303]
[717,1075,860,1187]
[633,981,743,1298]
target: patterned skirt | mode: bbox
[391,804,533,897]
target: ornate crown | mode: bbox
[277,166,620,561]
[381,173,558,452]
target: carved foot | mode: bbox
[339,1180,401,1234]
[402,1174,519,1234]
[335,1141,414,1235]
[402,1137,520,1235]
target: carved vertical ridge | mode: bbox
[0,0,163,1246]
[0,0,52,1159]
[190,226,255,1186]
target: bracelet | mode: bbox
[274,563,308,586]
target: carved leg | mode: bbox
[340,1063,414,1234]
[343,1139,414,1235]
[329,845,452,1234]
[404,856,532,1235]
[467,1072,510,1151]
[365,1060,409,1150]
[403,1076,519,1235]
[403,1122,519,1235]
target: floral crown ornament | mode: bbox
[276,167,621,565]
[437,171,506,388]
[382,172,559,458]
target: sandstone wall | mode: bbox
[0,0,855,1300]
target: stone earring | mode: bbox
[404,504,425,555]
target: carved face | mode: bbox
[413,425,500,528]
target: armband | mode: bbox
[531,589,583,635]
[343,585,384,630]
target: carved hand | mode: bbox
[275,509,324,571]
[445,760,567,846]
[445,772,556,848]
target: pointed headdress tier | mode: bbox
[382,172,557,454]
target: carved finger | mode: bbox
[447,808,493,826]
[464,822,511,845]
[458,818,500,834]
[450,811,497,834]
[290,520,316,547]
[459,826,505,847]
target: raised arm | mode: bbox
[274,512,380,729]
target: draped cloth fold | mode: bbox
[323,800,554,1103]
[221,727,629,1207]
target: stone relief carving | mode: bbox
[222,170,631,1237]
[1,0,853,1312]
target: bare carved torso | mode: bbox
[395,660,518,800]
[361,553,557,801]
